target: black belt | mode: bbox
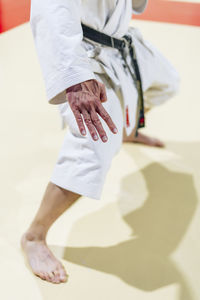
[81,23,145,136]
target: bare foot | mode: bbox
[124,132,165,148]
[21,232,68,284]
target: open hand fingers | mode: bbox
[67,79,118,142]
[96,103,118,134]
[90,109,108,142]
[81,109,99,141]
[74,103,118,143]
[72,108,87,136]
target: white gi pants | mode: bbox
[49,29,180,200]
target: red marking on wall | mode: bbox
[0,0,200,34]
[0,0,30,33]
[133,0,200,27]
[0,1,2,33]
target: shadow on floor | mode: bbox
[51,142,199,299]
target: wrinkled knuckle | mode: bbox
[91,116,100,124]
[100,130,106,137]
[85,118,92,126]
[96,118,101,125]
[77,116,82,122]
[103,113,110,122]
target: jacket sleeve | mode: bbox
[132,0,148,14]
[30,0,96,105]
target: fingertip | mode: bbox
[93,134,99,141]
[81,130,86,135]
[102,136,108,142]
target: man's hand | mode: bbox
[66,79,118,142]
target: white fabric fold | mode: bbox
[30,0,148,134]
[30,0,96,105]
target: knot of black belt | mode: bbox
[81,23,145,136]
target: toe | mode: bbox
[60,272,68,282]
[37,271,49,281]
[61,275,68,282]
[155,139,165,147]
[57,264,68,282]
[52,270,61,283]
[46,271,56,282]
[36,271,46,280]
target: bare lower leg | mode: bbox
[21,182,81,284]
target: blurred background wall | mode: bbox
[0,0,200,34]
[0,0,30,33]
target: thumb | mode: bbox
[99,83,108,103]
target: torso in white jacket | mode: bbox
[81,0,147,37]
[30,0,148,135]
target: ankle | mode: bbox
[24,224,48,241]
[24,231,46,242]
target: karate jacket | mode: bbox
[30,0,148,135]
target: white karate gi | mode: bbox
[30,0,180,200]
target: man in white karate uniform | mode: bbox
[21,0,180,284]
